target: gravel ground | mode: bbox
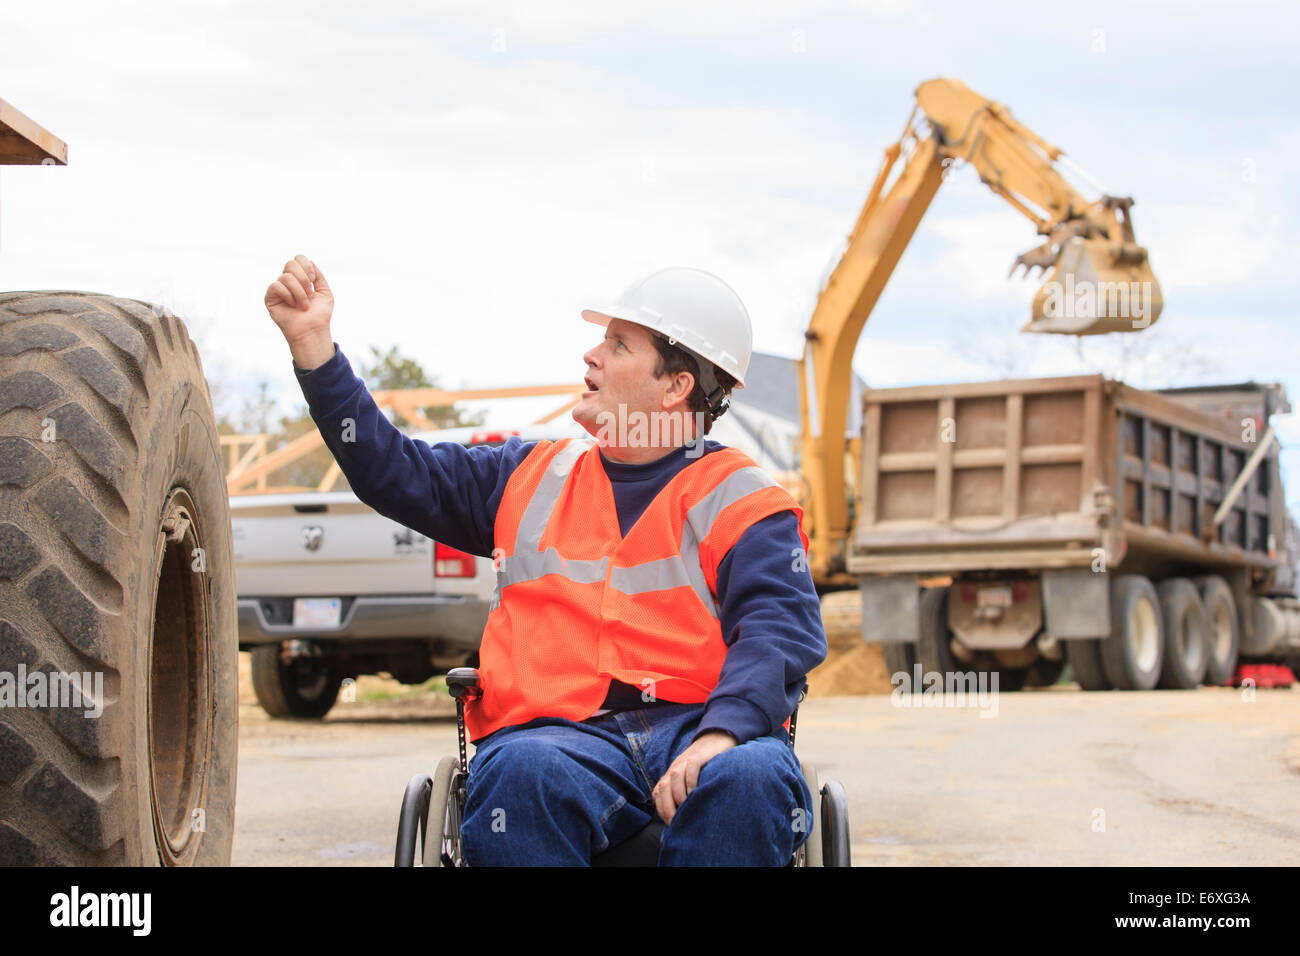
[231,661,1300,866]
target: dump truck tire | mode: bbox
[0,292,237,865]
[914,586,954,681]
[1101,575,1164,690]
[250,643,342,719]
[1156,578,1209,689]
[1194,575,1238,686]
[1066,639,1111,690]
[881,641,916,681]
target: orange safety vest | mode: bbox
[465,436,810,742]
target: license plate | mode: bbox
[293,598,341,628]
[977,586,1012,608]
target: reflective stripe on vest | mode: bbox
[491,445,781,618]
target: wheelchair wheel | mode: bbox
[821,779,851,867]
[395,772,433,867]
[422,755,466,867]
[395,756,466,867]
[797,759,823,867]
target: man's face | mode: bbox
[572,317,694,454]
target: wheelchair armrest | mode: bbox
[446,667,482,701]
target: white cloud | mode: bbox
[897,207,1042,300]
[413,0,932,46]
[1143,202,1291,292]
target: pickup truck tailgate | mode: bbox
[230,491,491,599]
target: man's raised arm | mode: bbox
[263,255,529,557]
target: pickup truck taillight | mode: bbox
[434,542,476,578]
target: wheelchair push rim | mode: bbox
[395,755,465,867]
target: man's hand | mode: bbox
[265,254,336,370]
[651,730,737,825]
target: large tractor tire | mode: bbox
[0,292,237,865]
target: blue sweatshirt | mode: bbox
[292,344,827,745]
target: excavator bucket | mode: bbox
[1020,193,1163,335]
[1023,235,1163,334]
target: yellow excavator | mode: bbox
[797,77,1164,586]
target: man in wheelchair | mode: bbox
[275,256,829,865]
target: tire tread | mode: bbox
[0,292,229,864]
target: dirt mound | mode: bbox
[805,589,894,696]
[807,643,893,696]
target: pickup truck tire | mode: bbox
[1193,575,1238,685]
[1101,575,1164,691]
[1066,638,1112,690]
[913,586,954,682]
[0,292,237,865]
[250,643,343,718]
[1156,578,1209,689]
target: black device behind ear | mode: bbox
[694,355,729,421]
[663,332,729,422]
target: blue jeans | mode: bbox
[460,702,813,866]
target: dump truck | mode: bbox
[851,375,1299,690]
[791,78,1297,689]
[797,77,1165,592]
[0,99,237,865]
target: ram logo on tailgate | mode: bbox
[301,525,324,551]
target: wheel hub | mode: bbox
[148,487,213,865]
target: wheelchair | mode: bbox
[394,668,851,867]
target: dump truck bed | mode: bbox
[848,374,1284,580]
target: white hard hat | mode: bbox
[582,267,752,389]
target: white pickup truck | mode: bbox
[232,421,585,717]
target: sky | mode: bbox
[1,0,1297,509]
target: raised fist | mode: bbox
[265,254,336,369]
